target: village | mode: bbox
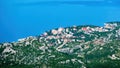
[30,23,118,53]
[39,23,117,43]
[1,23,118,54]
[42,23,117,37]
[2,23,119,55]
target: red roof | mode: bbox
[82,27,87,31]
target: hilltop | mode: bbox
[0,22,120,68]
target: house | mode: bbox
[86,26,90,30]
[104,23,117,29]
[65,28,69,32]
[57,48,70,53]
[57,39,61,44]
[64,38,69,43]
[43,32,48,36]
[52,29,58,35]
[77,40,85,43]
[108,54,119,60]
[91,28,95,31]
[104,23,111,28]
[81,35,85,39]
[56,35,60,39]
[103,29,109,32]
[95,27,99,31]
[25,41,30,45]
[98,27,104,32]
[18,38,26,42]
[66,34,73,38]
[82,27,87,31]
[84,45,89,49]
[93,38,105,45]
[82,27,94,33]
[73,28,77,31]
[58,27,64,34]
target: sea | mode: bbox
[0,0,120,43]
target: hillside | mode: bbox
[0,22,120,68]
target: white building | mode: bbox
[18,38,26,42]
[52,29,58,35]
[58,27,64,33]
[108,54,118,60]
[65,28,69,32]
[66,34,73,38]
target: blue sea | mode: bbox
[0,0,120,43]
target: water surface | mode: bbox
[0,0,120,42]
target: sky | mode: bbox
[0,0,120,43]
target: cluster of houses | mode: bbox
[41,27,74,42]
[43,23,118,37]
[38,23,118,47]
[93,38,106,46]
[81,23,118,33]
[51,27,64,35]
[104,23,117,29]
[6,23,117,50]
[7,23,118,51]
[82,27,108,33]
[17,36,37,46]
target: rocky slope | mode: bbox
[1,22,120,68]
